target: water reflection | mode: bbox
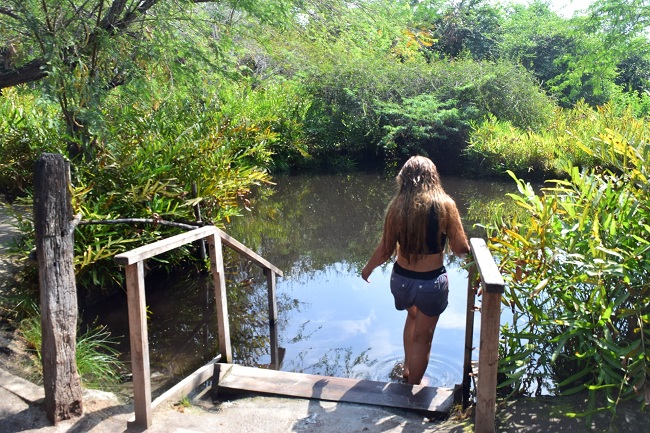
[226,172,514,387]
[83,171,514,395]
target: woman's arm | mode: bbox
[445,199,470,258]
[361,238,393,282]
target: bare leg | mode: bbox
[407,309,439,385]
[402,307,417,380]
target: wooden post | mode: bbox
[125,261,152,428]
[264,269,279,370]
[462,265,477,408]
[206,233,232,363]
[33,153,83,424]
[470,238,505,433]
[476,290,501,433]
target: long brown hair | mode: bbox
[382,156,450,264]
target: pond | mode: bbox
[83,171,514,396]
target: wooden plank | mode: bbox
[126,261,152,428]
[462,265,478,408]
[265,269,279,370]
[115,226,217,265]
[114,225,283,277]
[216,227,283,276]
[470,238,505,294]
[206,234,232,363]
[215,364,456,414]
[475,291,502,433]
[150,356,221,411]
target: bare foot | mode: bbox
[388,362,404,380]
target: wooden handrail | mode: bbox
[463,238,505,433]
[469,238,504,294]
[115,224,283,428]
[114,225,283,276]
[217,227,283,276]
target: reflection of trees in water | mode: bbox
[227,172,396,279]
[223,249,305,367]
[227,172,516,280]
[285,346,372,378]
[221,172,516,378]
[122,249,306,390]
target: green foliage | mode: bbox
[0,89,66,196]
[17,306,123,390]
[497,0,650,107]
[485,120,650,420]
[465,116,558,177]
[298,50,553,169]
[377,94,465,159]
[74,323,124,389]
[465,101,649,178]
[413,0,504,60]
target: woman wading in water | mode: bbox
[361,156,469,385]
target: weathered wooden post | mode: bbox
[264,268,279,370]
[206,232,232,363]
[124,260,152,427]
[33,153,83,424]
[470,238,505,433]
[462,265,478,408]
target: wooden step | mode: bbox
[213,363,457,415]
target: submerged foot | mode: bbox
[389,361,408,382]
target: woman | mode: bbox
[361,156,469,385]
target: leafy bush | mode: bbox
[485,121,650,421]
[464,116,558,178]
[465,101,649,178]
[0,89,66,197]
[301,55,554,170]
[376,94,466,160]
[2,72,310,293]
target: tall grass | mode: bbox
[17,307,123,390]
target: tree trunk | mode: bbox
[33,153,83,424]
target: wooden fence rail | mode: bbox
[463,238,505,433]
[114,225,283,428]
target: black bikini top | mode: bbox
[400,206,447,255]
[425,207,447,254]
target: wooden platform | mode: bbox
[213,363,458,415]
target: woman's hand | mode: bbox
[361,265,373,282]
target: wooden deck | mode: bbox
[213,363,458,415]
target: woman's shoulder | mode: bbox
[438,194,457,208]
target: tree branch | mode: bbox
[0,0,215,90]
[100,0,129,30]
[0,7,20,20]
[78,218,204,230]
[0,59,48,90]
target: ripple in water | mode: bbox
[352,353,462,388]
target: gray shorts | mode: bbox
[390,263,449,317]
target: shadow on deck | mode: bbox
[208,363,458,418]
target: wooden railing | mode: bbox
[114,225,283,428]
[462,238,505,433]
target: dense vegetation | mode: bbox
[485,126,650,424]
[0,0,648,419]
